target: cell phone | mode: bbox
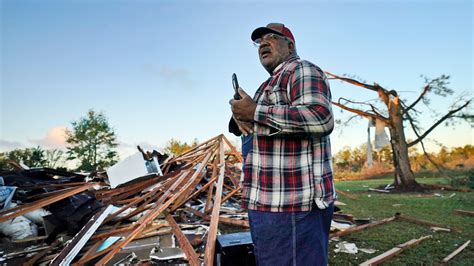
[232,73,241,100]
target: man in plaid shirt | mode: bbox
[230,23,336,265]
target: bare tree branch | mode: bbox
[332,100,388,123]
[408,100,471,147]
[405,85,430,112]
[338,97,385,117]
[324,71,378,92]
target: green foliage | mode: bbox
[0,147,67,171]
[0,146,47,169]
[65,109,118,171]
[164,138,198,156]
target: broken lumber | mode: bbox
[396,213,459,233]
[330,215,397,237]
[0,183,95,223]
[204,139,226,266]
[454,209,474,217]
[96,148,215,265]
[368,188,390,193]
[165,214,200,266]
[442,240,470,263]
[360,235,432,265]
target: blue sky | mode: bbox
[1,0,472,158]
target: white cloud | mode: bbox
[30,126,68,150]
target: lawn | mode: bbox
[331,174,473,265]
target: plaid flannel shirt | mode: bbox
[241,56,336,212]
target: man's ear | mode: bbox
[288,41,295,53]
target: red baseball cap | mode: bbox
[251,23,295,44]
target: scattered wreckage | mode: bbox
[0,134,470,265]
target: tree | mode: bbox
[327,72,472,190]
[164,138,199,156]
[0,146,47,169]
[65,110,118,171]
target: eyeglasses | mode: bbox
[253,33,286,47]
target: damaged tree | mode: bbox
[327,73,472,190]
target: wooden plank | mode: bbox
[330,215,397,238]
[218,216,249,228]
[222,134,243,162]
[396,214,459,232]
[95,149,215,265]
[442,240,470,262]
[221,187,240,204]
[360,235,432,266]
[204,138,226,266]
[171,148,218,211]
[0,183,94,223]
[165,214,200,266]
[454,209,474,217]
[50,205,114,266]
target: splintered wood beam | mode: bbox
[185,174,218,203]
[165,214,200,266]
[442,240,470,262]
[204,138,226,266]
[103,180,167,223]
[218,216,249,228]
[396,214,460,233]
[183,207,249,228]
[454,209,474,217]
[0,183,95,223]
[221,187,241,204]
[222,134,243,162]
[330,216,397,238]
[171,148,219,211]
[96,150,214,265]
[360,235,432,266]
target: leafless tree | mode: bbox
[327,72,472,190]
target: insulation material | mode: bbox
[8,203,51,224]
[374,119,390,149]
[367,120,373,167]
[0,216,38,240]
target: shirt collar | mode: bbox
[272,55,300,75]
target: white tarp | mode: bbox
[106,152,163,188]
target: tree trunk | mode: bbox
[387,97,421,190]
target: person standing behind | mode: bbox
[229,23,336,266]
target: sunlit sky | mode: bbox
[1,0,472,159]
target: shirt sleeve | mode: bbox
[253,61,334,137]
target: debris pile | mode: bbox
[0,134,246,265]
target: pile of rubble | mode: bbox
[0,134,246,265]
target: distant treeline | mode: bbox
[333,144,474,179]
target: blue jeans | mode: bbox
[248,203,334,266]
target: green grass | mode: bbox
[331,175,473,265]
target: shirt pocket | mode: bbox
[265,86,290,105]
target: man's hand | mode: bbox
[230,88,257,122]
[233,115,253,135]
